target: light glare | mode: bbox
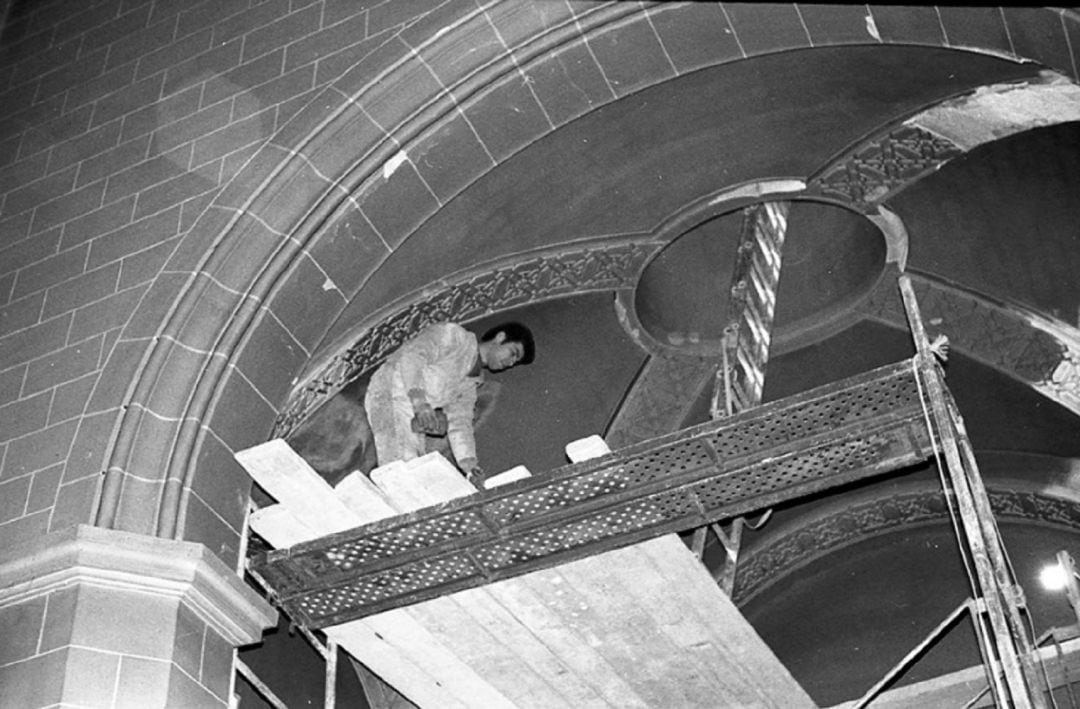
[1040,563,1070,592]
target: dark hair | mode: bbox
[481,322,535,365]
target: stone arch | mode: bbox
[89,4,1080,567]
[734,451,1080,606]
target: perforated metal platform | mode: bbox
[250,358,936,629]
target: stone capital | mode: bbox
[0,524,276,646]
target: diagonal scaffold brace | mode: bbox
[898,274,1049,709]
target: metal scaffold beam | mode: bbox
[250,357,934,629]
[241,271,1052,709]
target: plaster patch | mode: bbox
[383,150,409,179]
[707,179,806,206]
[906,71,1080,150]
[866,205,909,271]
[864,13,881,42]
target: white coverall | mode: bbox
[363,322,482,467]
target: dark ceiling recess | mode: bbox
[897,121,1080,321]
[742,519,1080,706]
[635,200,885,350]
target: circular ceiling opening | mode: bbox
[634,200,887,351]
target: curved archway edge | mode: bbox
[93,5,1080,565]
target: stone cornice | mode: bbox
[0,524,276,646]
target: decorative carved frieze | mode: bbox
[807,125,963,207]
[857,273,1071,402]
[275,242,660,437]
[734,487,1080,606]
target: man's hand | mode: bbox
[411,403,447,435]
[458,457,484,486]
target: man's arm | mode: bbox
[394,326,453,429]
[444,382,480,476]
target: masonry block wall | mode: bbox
[0,0,437,704]
[0,0,439,552]
[3,0,1077,564]
[2,1,1079,705]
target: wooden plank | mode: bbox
[829,635,1080,708]
[236,439,362,536]
[242,438,818,708]
[334,471,399,520]
[564,435,612,463]
[555,437,743,705]
[248,504,319,548]
[450,587,611,708]
[483,465,531,489]
[485,570,651,708]
[350,659,418,709]
[362,609,517,709]
[638,537,780,704]
[555,435,799,707]
[372,455,763,707]
[538,558,698,706]
[596,542,750,707]
[368,454,585,709]
[637,536,816,708]
[557,434,743,700]
[237,442,516,709]
[404,595,574,709]
[367,456,622,708]
[250,504,471,708]
[326,620,468,709]
[605,538,764,706]
[369,452,475,508]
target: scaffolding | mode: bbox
[700,201,789,593]
[240,274,1050,707]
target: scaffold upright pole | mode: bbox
[898,274,1045,709]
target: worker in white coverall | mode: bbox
[363,321,535,483]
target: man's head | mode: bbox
[479,322,535,372]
